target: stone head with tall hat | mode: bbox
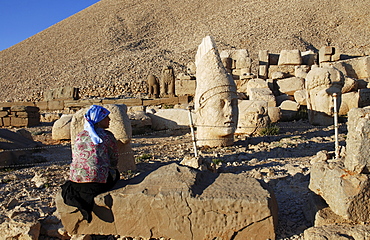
[194,36,238,147]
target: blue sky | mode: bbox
[0,0,100,51]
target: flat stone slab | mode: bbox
[56,163,278,239]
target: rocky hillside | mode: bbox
[0,0,369,102]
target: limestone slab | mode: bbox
[56,163,278,240]
[309,161,370,222]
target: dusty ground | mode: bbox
[0,0,369,102]
[0,119,348,239]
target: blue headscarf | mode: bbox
[84,105,110,144]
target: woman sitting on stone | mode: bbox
[61,105,119,223]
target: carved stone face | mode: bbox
[306,66,344,125]
[197,91,238,146]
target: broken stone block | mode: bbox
[294,89,307,106]
[258,50,269,65]
[279,100,299,121]
[322,56,370,79]
[276,76,305,95]
[278,49,302,65]
[258,65,268,79]
[309,160,370,222]
[305,66,344,125]
[268,65,296,79]
[236,100,269,135]
[341,77,358,93]
[338,92,359,116]
[295,65,310,79]
[127,110,152,134]
[249,88,276,107]
[314,206,353,227]
[344,107,370,173]
[271,71,286,80]
[267,107,281,123]
[52,114,73,140]
[245,78,269,96]
[56,163,278,240]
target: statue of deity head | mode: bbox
[305,66,344,125]
[194,36,238,147]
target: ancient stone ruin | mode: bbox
[0,106,40,127]
[194,36,238,147]
[305,106,370,239]
[56,163,278,240]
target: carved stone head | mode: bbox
[305,66,344,125]
[194,36,238,147]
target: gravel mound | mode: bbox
[0,0,369,102]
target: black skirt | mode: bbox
[61,169,119,223]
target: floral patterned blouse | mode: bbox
[70,129,118,183]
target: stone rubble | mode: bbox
[0,118,348,239]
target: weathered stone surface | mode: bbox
[322,56,370,79]
[236,100,269,135]
[43,86,79,101]
[148,108,194,130]
[0,210,41,240]
[344,107,370,173]
[175,79,196,96]
[52,114,73,140]
[56,163,278,240]
[268,65,295,79]
[267,107,281,123]
[294,89,307,105]
[314,206,353,227]
[147,74,160,99]
[245,78,269,97]
[342,77,358,93]
[271,71,286,80]
[47,100,65,111]
[305,66,344,125]
[249,88,276,107]
[160,66,176,97]
[278,49,302,65]
[127,110,152,132]
[194,36,238,147]
[294,65,310,79]
[304,224,370,240]
[338,92,359,116]
[41,113,62,123]
[279,100,300,121]
[71,104,136,172]
[276,77,305,95]
[309,160,370,222]
[318,46,340,63]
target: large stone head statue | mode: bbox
[194,36,238,147]
[305,66,344,125]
